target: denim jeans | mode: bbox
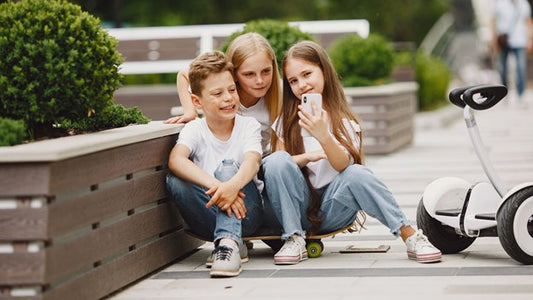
[499,47,527,97]
[166,159,263,246]
[262,151,410,240]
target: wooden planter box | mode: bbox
[344,82,418,155]
[0,122,202,300]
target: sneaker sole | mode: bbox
[206,256,248,268]
[210,266,242,278]
[274,252,308,265]
[407,251,442,263]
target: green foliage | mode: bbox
[415,52,451,111]
[58,104,149,132]
[0,0,126,138]
[328,33,395,87]
[123,73,176,85]
[0,0,149,145]
[220,19,315,69]
[67,0,448,46]
[0,118,27,146]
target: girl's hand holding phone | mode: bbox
[298,102,329,141]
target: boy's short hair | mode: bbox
[188,50,234,95]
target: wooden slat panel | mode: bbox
[364,117,413,136]
[45,202,181,282]
[48,170,169,237]
[48,136,175,194]
[116,38,200,61]
[114,93,177,121]
[0,296,42,300]
[42,230,203,300]
[0,208,48,241]
[0,163,50,197]
[0,252,45,285]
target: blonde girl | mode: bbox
[165,32,281,155]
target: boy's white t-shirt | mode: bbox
[273,118,361,189]
[238,97,271,155]
[177,114,263,189]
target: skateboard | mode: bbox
[186,225,355,258]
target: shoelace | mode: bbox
[280,236,303,252]
[215,246,234,261]
[414,231,436,250]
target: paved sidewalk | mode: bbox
[110,92,533,300]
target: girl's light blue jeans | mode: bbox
[262,151,410,240]
[166,159,263,246]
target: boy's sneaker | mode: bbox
[274,234,308,265]
[405,229,442,263]
[210,244,242,277]
[206,243,248,268]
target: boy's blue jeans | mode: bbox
[262,151,410,240]
[166,159,263,246]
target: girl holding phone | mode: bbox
[262,41,441,265]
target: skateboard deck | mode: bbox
[241,224,354,241]
[185,225,355,258]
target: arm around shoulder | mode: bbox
[164,69,198,124]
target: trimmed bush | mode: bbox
[220,19,315,69]
[0,0,148,142]
[59,104,149,133]
[415,51,451,111]
[328,33,395,87]
[0,118,27,146]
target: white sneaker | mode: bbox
[274,234,308,265]
[405,229,442,263]
[210,244,242,277]
[206,243,248,268]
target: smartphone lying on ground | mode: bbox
[300,93,322,137]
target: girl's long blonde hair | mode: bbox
[225,32,282,151]
[278,40,364,233]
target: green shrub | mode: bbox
[123,73,176,85]
[59,104,150,132]
[220,19,315,69]
[415,51,451,111]
[0,118,27,146]
[0,0,148,142]
[328,33,395,87]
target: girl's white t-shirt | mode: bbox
[273,117,361,189]
[177,114,263,177]
[238,97,271,155]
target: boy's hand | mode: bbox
[229,197,247,219]
[205,181,247,218]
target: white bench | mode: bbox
[107,19,369,75]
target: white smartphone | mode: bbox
[300,93,322,137]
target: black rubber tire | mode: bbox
[417,198,476,254]
[497,187,533,265]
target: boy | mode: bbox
[166,51,263,277]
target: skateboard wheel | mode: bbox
[245,241,254,250]
[306,240,323,258]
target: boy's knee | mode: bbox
[263,151,295,173]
